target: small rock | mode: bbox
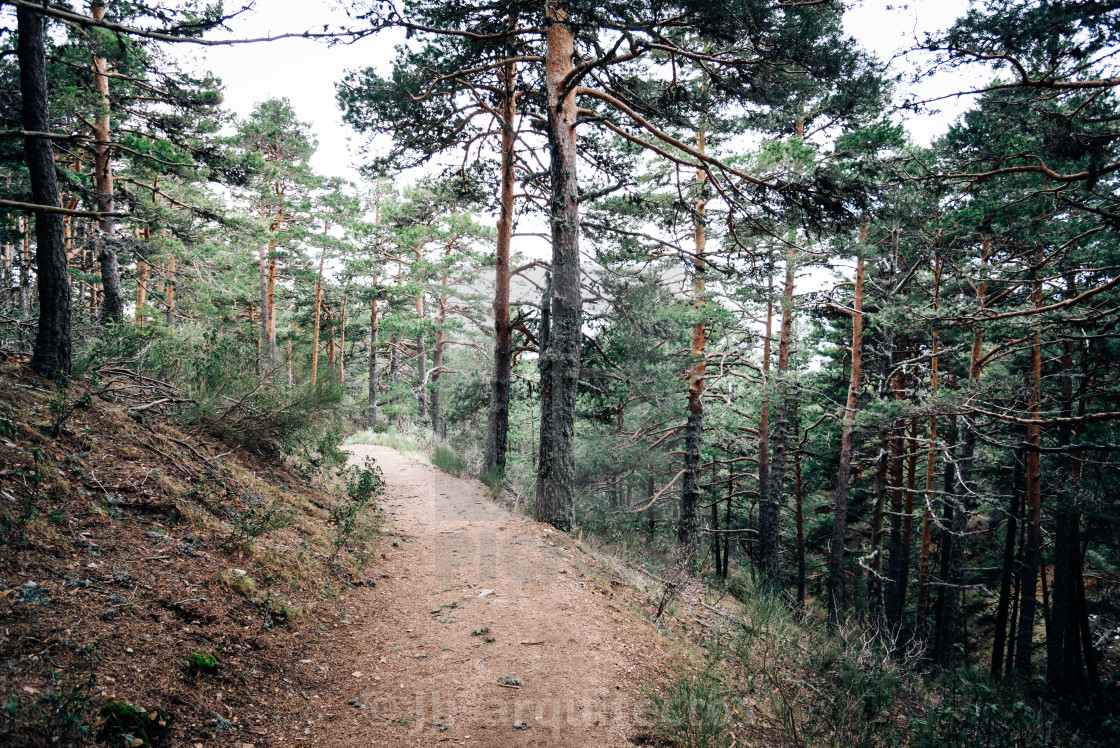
[478,589,494,597]
[513,721,529,730]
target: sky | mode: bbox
[179,0,979,183]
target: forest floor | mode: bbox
[303,445,685,747]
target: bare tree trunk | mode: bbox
[18,4,71,377]
[761,248,795,587]
[534,3,581,533]
[259,242,270,359]
[936,248,988,667]
[992,447,1023,676]
[88,2,124,324]
[164,255,175,323]
[1014,267,1044,674]
[368,281,380,427]
[135,257,149,324]
[483,19,518,474]
[679,130,707,552]
[310,247,326,385]
[340,282,349,385]
[19,217,32,315]
[828,251,865,624]
[757,268,772,558]
[266,242,278,355]
[886,338,909,630]
[916,252,943,642]
[417,296,428,418]
[432,297,447,436]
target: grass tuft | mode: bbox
[430,445,468,477]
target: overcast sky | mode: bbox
[181,0,978,183]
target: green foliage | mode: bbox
[99,700,169,746]
[328,457,385,569]
[644,667,733,748]
[480,464,505,491]
[909,675,1064,748]
[3,644,102,745]
[430,445,468,477]
[224,494,295,550]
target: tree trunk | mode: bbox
[534,4,581,533]
[1047,273,1100,698]
[916,251,943,642]
[679,130,707,552]
[1014,269,1044,674]
[828,253,864,625]
[18,5,72,378]
[935,253,988,667]
[340,283,349,385]
[756,270,772,562]
[432,299,446,436]
[20,219,32,315]
[368,281,380,427]
[90,2,123,324]
[164,255,175,323]
[483,23,518,474]
[886,338,909,631]
[760,248,795,587]
[266,243,278,355]
[135,258,149,324]
[259,243,270,361]
[869,428,890,629]
[310,247,326,385]
[794,432,806,609]
[992,447,1023,676]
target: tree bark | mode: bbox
[90,1,124,324]
[886,338,909,630]
[828,251,864,625]
[18,4,72,377]
[310,246,326,385]
[163,255,175,323]
[760,247,795,587]
[368,280,380,427]
[679,130,707,552]
[992,447,1023,677]
[483,18,518,474]
[534,3,581,532]
[935,248,988,668]
[916,251,943,643]
[1014,267,1044,674]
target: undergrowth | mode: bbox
[430,444,468,477]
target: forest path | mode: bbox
[304,445,670,747]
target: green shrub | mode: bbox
[480,464,505,491]
[644,667,733,748]
[910,675,1064,748]
[99,700,169,746]
[329,457,386,569]
[431,445,468,477]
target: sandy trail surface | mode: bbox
[295,445,671,747]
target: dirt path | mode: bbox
[295,446,672,747]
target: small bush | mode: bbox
[99,700,168,746]
[431,445,468,477]
[644,667,733,748]
[329,457,385,569]
[480,464,505,491]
